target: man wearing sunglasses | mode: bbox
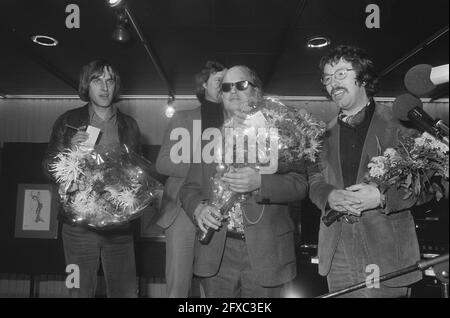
[308,45,423,297]
[180,65,309,297]
[156,61,227,297]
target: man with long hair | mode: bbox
[43,59,141,297]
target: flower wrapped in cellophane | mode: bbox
[49,144,163,229]
[198,96,326,244]
[366,132,449,202]
[223,96,327,172]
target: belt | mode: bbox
[342,214,359,224]
[226,231,246,241]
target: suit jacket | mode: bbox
[309,102,422,287]
[156,107,201,228]
[180,159,309,287]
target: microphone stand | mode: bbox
[317,253,449,298]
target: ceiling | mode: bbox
[0,0,448,98]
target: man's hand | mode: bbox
[327,189,363,216]
[193,204,223,233]
[222,167,261,193]
[345,183,381,211]
[70,131,89,149]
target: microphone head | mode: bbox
[392,93,423,121]
[404,64,434,96]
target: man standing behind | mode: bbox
[43,59,141,297]
[180,65,309,298]
[156,61,226,297]
[309,45,423,297]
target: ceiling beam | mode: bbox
[2,25,78,92]
[263,0,308,89]
[379,24,449,79]
[123,5,175,97]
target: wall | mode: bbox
[1,97,448,146]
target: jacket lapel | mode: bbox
[325,120,344,189]
[356,104,393,183]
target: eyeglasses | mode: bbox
[221,80,256,92]
[321,68,354,85]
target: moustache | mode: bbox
[330,87,348,96]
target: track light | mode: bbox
[107,0,126,8]
[112,9,130,43]
[165,95,176,118]
[112,25,130,43]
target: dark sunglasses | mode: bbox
[221,80,256,92]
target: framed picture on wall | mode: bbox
[14,184,59,239]
[139,189,165,241]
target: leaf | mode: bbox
[414,176,421,195]
[405,173,412,188]
[375,135,382,156]
[403,190,413,200]
[431,182,444,202]
[435,190,443,201]
[388,176,398,184]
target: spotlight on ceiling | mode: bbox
[31,35,59,47]
[112,25,130,43]
[112,10,130,43]
[165,95,176,118]
[307,36,331,49]
[107,0,126,8]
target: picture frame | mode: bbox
[139,189,165,241]
[14,184,59,239]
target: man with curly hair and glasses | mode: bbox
[308,45,424,297]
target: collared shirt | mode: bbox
[339,99,376,187]
[88,105,120,147]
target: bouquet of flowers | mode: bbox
[49,144,163,229]
[198,96,326,244]
[223,96,327,171]
[366,132,449,202]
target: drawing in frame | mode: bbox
[15,183,59,239]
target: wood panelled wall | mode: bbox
[2,97,447,146]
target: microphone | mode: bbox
[393,93,449,145]
[404,64,449,96]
